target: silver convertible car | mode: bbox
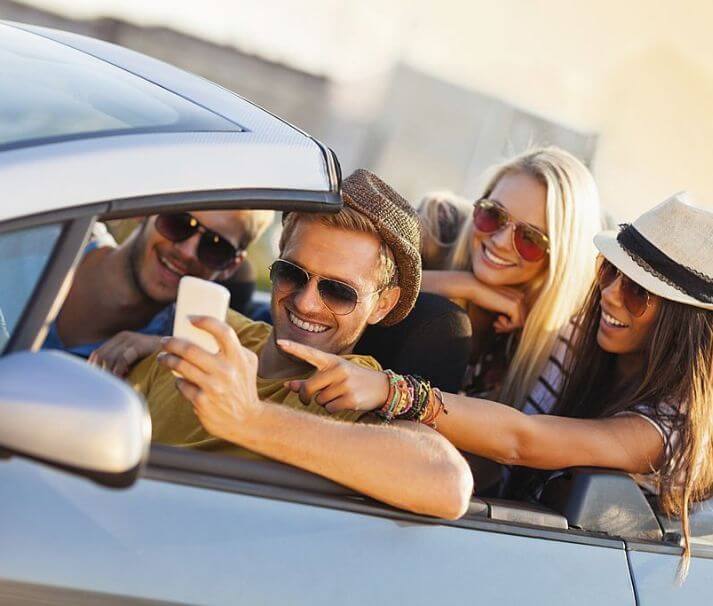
[0,21,711,606]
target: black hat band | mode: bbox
[617,224,713,304]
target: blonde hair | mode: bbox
[280,207,397,288]
[417,191,472,269]
[240,209,275,249]
[447,146,602,405]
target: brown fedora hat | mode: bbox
[342,169,422,325]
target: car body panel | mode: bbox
[0,458,636,606]
[0,132,329,222]
[627,549,713,604]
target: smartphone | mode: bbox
[173,276,230,355]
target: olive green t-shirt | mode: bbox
[127,309,381,458]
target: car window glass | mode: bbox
[0,25,242,150]
[0,223,62,352]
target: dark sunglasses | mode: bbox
[598,259,651,317]
[154,213,242,270]
[473,198,550,262]
[269,259,381,316]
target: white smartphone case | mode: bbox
[172,276,230,354]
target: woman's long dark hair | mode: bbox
[554,280,713,578]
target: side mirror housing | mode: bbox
[0,351,150,487]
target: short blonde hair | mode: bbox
[279,207,397,288]
[239,209,275,249]
[448,146,602,406]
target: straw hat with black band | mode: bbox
[594,192,713,310]
[341,169,422,326]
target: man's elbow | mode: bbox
[431,449,474,520]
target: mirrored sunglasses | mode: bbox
[473,198,550,262]
[598,259,651,317]
[269,259,380,316]
[155,213,241,270]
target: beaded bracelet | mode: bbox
[407,375,430,421]
[419,387,448,428]
[377,370,411,421]
[400,374,424,421]
[376,371,448,428]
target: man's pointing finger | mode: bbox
[276,339,336,371]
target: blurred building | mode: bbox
[0,0,596,209]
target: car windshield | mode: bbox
[0,223,63,352]
[0,24,242,150]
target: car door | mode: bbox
[0,450,638,606]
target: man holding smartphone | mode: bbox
[43,209,273,376]
[130,169,473,520]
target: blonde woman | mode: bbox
[418,147,602,405]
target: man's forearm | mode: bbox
[227,402,473,519]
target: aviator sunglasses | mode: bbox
[598,259,651,317]
[269,259,382,316]
[473,198,550,262]
[154,212,243,270]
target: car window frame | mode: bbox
[0,214,96,353]
[0,167,342,354]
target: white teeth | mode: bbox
[288,311,329,334]
[483,247,515,267]
[602,311,628,328]
[160,256,186,276]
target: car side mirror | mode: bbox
[0,350,150,487]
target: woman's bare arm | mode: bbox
[421,270,527,329]
[421,270,480,300]
[277,340,665,479]
[437,392,665,474]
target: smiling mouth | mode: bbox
[601,310,629,328]
[158,255,188,278]
[288,310,330,334]
[482,244,516,267]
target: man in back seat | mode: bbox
[43,209,273,375]
[130,169,473,520]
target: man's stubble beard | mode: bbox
[127,221,171,306]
